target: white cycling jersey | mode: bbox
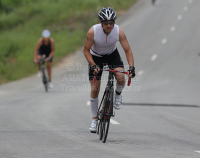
[90,24,119,57]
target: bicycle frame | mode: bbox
[98,71,115,116]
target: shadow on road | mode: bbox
[123,103,200,108]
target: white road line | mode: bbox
[110,119,120,124]
[86,101,90,106]
[137,70,144,76]
[177,15,182,20]
[151,54,157,61]
[170,26,176,32]
[195,151,200,153]
[86,101,119,125]
[189,0,193,3]
[183,6,188,11]
[162,38,167,44]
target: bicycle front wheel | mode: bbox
[102,90,113,143]
[99,120,103,140]
[44,83,48,92]
[42,69,48,92]
[98,88,114,143]
[102,113,110,143]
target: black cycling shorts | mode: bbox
[38,51,53,62]
[89,48,124,80]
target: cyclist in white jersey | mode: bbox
[83,7,135,133]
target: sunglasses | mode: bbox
[102,21,115,25]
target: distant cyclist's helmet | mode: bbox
[98,7,117,21]
[42,30,51,38]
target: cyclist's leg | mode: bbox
[114,67,125,109]
[107,48,125,90]
[46,62,52,81]
[46,57,53,82]
[89,62,103,132]
[36,52,42,71]
[108,48,125,109]
[88,55,104,124]
[114,67,125,85]
[90,80,101,120]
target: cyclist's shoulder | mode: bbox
[49,38,55,43]
[88,26,94,36]
[119,27,125,36]
[38,38,43,42]
[37,38,43,45]
[90,23,101,30]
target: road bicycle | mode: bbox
[40,55,48,92]
[93,68,131,143]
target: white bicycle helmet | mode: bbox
[42,30,51,38]
[98,7,117,21]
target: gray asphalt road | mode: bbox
[0,0,200,157]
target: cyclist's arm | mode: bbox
[48,38,55,60]
[119,28,134,67]
[83,27,96,66]
[34,38,42,62]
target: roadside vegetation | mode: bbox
[0,0,137,84]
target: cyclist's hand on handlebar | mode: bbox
[37,56,42,61]
[128,66,135,78]
[45,57,50,62]
[91,65,100,74]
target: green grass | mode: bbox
[0,0,137,84]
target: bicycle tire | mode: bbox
[109,89,114,116]
[102,114,110,143]
[97,89,108,140]
[102,89,113,143]
[44,82,48,92]
[99,120,103,140]
[43,76,48,92]
[42,68,48,92]
[97,87,114,143]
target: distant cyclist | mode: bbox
[34,30,55,88]
[83,7,135,133]
[152,0,156,5]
